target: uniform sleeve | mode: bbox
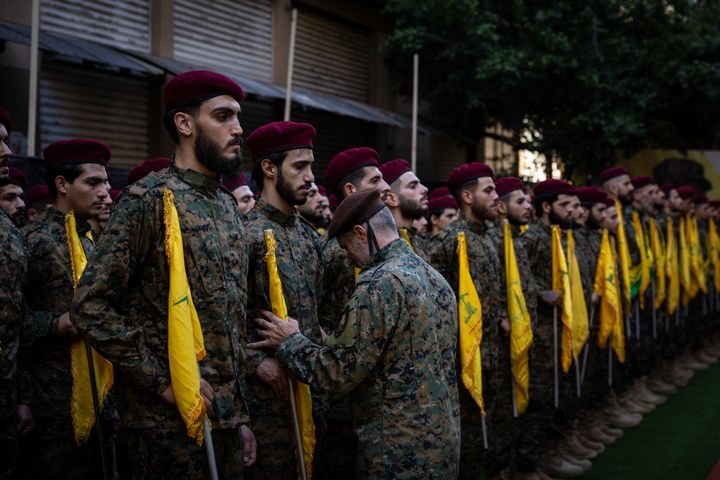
[70,193,171,397]
[276,276,402,394]
[23,235,65,337]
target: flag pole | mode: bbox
[651,277,657,339]
[580,304,595,385]
[288,380,308,480]
[27,0,40,155]
[283,8,298,122]
[634,300,641,343]
[84,342,109,480]
[608,343,613,387]
[197,366,219,480]
[411,53,419,174]
[480,414,489,450]
[553,305,559,408]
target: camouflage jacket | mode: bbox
[243,197,323,415]
[426,214,504,371]
[0,211,25,420]
[23,207,93,421]
[71,165,250,429]
[399,227,430,263]
[277,239,460,479]
[317,233,356,334]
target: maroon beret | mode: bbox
[317,185,327,197]
[0,107,12,132]
[246,121,315,161]
[222,172,248,192]
[660,183,675,194]
[25,184,51,204]
[328,193,338,210]
[164,70,245,111]
[324,147,380,194]
[110,188,121,202]
[7,166,26,187]
[631,176,654,190]
[694,193,708,205]
[127,157,170,185]
[495,177,526,198]
[604,196,617,207]
[533,179,576,200]
[328,188,386,238]
[428,186,450,200]
[44,138,111,168]
[379,159,412,185]
[598,166,630,184]
[709,200,720,208]
[428,196,458,215]
[447,162,494,193]
[575,186,608,206]
[676,185,696,200]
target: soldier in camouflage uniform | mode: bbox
[313,148,390,480]
[71,71,256,479]
[378,158,430,260]
[425,163,511,479]
[491,177,541,476]
[250,189,460,480]
[0,109,29,480]
[242,121,325,479]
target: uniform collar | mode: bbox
[173,163,221,192]
[47,206,92,235]
[369,237,408,268]
[457,213,488,235]
[256,197,296,227]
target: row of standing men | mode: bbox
[2,69,720,480]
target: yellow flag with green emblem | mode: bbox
[264,229,316,479]
[163,189,207,446]
[688,215,707,294]
[631,211,652,307]
[679,216,693,305]
[551,225,574,373]
[456,232,485,414]
[615,201,632,309]
[503,223,532,414]
[648,218,666,309]
[665,218,680,315]
[398,228,414,251]
[567,230,589,360]
[594,230,623,362]
[709,218,720,292]
[66,212,114,445]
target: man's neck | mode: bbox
[174,145,216,178]
[52,198,70,215]
[540,214,551,227]
[261,183,293,214]
[461,205,483,225]
[391,208,413,229]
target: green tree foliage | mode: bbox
[383,0,720,180]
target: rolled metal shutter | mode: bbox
[174,0,273,82]
[295,9,372,102]
[40,0,151,52]
[39,66,151,169]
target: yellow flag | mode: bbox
[709,218,720,292]
[163,190,207,446]
[648,218,666,309]
[519,224,528,234]
[456,232,485,414]
[503,223,532,414]
[264,230,316,479]
[398,228,414,251]
[567,231,590,359]
[66,212,114,445]
[615,201,632,309]
[679,216,693,305]
[631,212,652,306]
[665,218,680,315]
[594,230,621,353]
[688,215,707,294]
[551,225,573,373]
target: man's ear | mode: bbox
[174,111,194,139]
[460,187,473,206]
[55,176,69,196]
[384,191,399,208]
[342,182,356,198]
[260,158,277,179]
[542,201,551,215]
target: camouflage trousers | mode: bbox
[314,396,357,480]
[122,427,245,480]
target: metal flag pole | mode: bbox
[574,356,582,398]
[288,380,308,480]
[634,300,641,342]
[580,305,595,385]
[84,342,109,480]
[27,0,40,156]
[651,277,657,339]
[553,306,559,408]
[675,307,680,327]
[410,53,419,174]
[480,414,489,450]
[197,365,219,480]
[283,9,298,122]
[608,344,613,387]
[625,312,632,340]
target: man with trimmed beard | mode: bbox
[0,166,27,227]
[378,158,430,259]
[22,138,112,479]
[0,108,28,480]
[242,121,324,480]
[425,163,511,478]
[71,71,256,479]
[296,182,325,232]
